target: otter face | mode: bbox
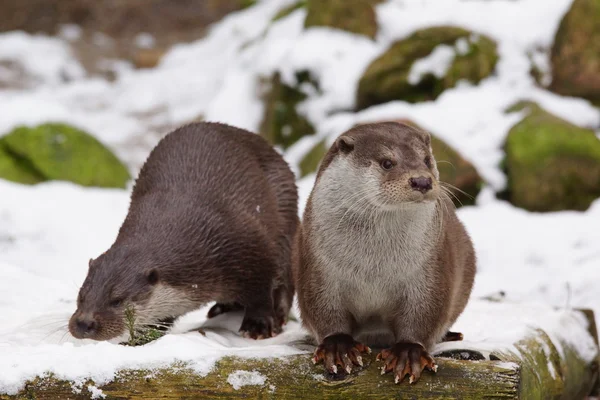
[331,122,441,210]
[69,254,160,341]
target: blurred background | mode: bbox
[0,0,599,338]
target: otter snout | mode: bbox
[69,312,100,339]
[409,176,433,193]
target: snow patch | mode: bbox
[227,370,267,390]
[87,385,106,399]
[408,44,456,85]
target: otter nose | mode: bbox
[76,318,97,336]
[409,176,433,193]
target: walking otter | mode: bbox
[294,122,475,383]
[69,122,298,341]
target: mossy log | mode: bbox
[3,309,598,399]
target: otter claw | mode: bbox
[313,334,370,376]
[377,342,436,385]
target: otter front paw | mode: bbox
[377,342,437,384]
[313,334,371,375]
[239,314,281,340]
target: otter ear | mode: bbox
[88,258,95,268]
[336,135,355,154]
[147,269,159,285]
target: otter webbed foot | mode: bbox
[441,331,464,342]
[239,311,281,340]
[377,342,437,384]
[207,302,244,318]
[313,333,371,375]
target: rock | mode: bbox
[356,27,498,110]
[259,71,316,149]
[503,102,600,212]
[1,123,131,188]
[298,139,327,177]
[549,0,600,104]
[0,142,45,185]
[305,0,378,39]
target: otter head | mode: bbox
[69,249,161,341]
[323,122,440,210]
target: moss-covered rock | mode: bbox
[503,102,600,212]
[356,27,498,110]
[0,123,130,188]
[0,142,45,184]
[304,0,378,39]
[549,0,600,104]
[259,71,316,149]
[298,139,327,177]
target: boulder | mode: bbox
[0,123,131,188]
[304,0,378,39]
[550,0,600,104]
[259,72,316,149]
[503,102,600,212]
[0,142,44,185]
[356,27,498,110]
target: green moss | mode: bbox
[356,27,498,110]
[238,0,257,9]
[550,0,600,103]
[273,1,306,22]
[0,140,45,184]
[260,72,316,149]
[503,103,600,211]
[304,0,378,39]
[120,304,165,347]
[2,123,131,188]
[299,139,327,177]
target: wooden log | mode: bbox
[2,309,597,400]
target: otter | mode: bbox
[69,122,298,341]
[294,122,475,384]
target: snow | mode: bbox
[408,44,456,85]
[227,370,267,390]
[0,0,599,395]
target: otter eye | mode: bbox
[110,298,124,308]
[381,159,394,170]
[425,156,432,168]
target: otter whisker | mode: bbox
[440,182,474,200]
[435,160,456,170]
[441,186,463,208]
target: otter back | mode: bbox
[69,122,298,341]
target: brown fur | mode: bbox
[69,122,298,341]
[294,122,475,377]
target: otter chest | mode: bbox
[315,217,434,319]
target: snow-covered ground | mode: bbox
[1,0,599,394]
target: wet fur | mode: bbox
[70,122,298,341]
[294,122,476,350]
